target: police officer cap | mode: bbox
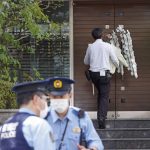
[47,77,75,96]
[12,80,49,95]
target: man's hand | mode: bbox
[77,144,88,150]
[77,144,97,150]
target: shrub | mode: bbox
[0,80,17,109]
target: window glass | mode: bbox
[17,1,70,81]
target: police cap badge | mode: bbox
[47,77,75,96]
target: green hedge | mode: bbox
[0,80,17,109]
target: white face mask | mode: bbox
[40,102,49,118]
[50,99,69,113]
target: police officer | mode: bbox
[0,80,55,150]
[84,28,119,129]
[46,77,104,150]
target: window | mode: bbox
[15,1,70,81]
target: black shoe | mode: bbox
[98,119,106,129]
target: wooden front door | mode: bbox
[73,1,150,118]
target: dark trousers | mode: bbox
[89,71,111,121]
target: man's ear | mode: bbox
[32,95,39,105]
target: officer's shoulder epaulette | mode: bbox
[70,106,85,119]
[70,106,80,111]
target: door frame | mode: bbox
[69,0,74,106]
[71,0,150,119]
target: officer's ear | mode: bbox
[32,95,40,105]
[32,94,38,99]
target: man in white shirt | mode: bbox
[84,28,119,129]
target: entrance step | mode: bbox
[93,119,150,149]
[93,119,150,129]
[97,128,150,138]
[102,138,150,149]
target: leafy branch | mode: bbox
[0,0,60,82]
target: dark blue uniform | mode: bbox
[0,112,34,150]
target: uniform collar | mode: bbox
[95,39,102,42]
[51,107,74,123]
[19,107,36,115]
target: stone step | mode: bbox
[92,119,150,129]
[97,128,150,138]
[93,119,150,149]
[102,138,150,149]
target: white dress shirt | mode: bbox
[84,39,119,72]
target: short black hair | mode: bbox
[17,91,46,107]
[91,28,103,40]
